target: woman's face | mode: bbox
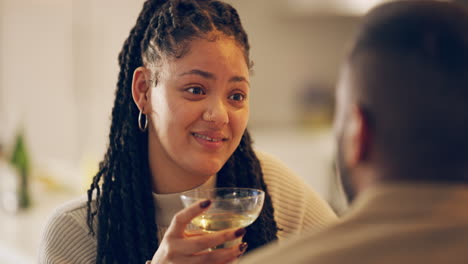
[147,37,250,181]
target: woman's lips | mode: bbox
[191,132,228,149]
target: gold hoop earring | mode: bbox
[138,110,148,132]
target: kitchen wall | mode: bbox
[0,0,358,197]
[1,0,77,160]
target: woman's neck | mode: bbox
[148,138,213,194]
[150,165,213,194]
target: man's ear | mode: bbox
[344,105,371,167]
[132,67,152,113]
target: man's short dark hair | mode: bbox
[348,0,468,181]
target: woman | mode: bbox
[39,0,336,263]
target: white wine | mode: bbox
[181,188,264,256]
[191,212,257,232]
[189,212,256,252]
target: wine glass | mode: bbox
[180,188,264,250]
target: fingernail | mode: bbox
[239,242,248,253]
[234,228,246,237]
[199,200,211,208]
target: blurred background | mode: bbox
[0,0,388,262]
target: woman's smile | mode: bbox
[191,131,229,149]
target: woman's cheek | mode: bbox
[231,109,249,136]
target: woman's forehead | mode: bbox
[158,37,249,76]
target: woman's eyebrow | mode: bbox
[229,76,250,86]
[179,69,249,86]
[179,69,215,79]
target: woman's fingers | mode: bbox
[165,199,211,238]
[190,242,248,264]
[184,228,246,253]
[154,199,249,264]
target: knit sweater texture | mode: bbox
[38,151,336,263]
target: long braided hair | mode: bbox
[86,1,278,263]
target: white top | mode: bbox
[152,175,216,240]
[38,151,337,264]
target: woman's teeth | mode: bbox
[193,133,222,142]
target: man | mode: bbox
[241,1,468,263]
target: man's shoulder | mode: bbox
[242,207,468,264]
[240,217,385,264]
[241,225,338,264]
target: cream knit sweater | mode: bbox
[38,151,337,263]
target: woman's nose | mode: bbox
[202,99,229,126]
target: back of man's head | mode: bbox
[347,0,468,181]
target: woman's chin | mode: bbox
[189,159,225,177]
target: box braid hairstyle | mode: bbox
[86,0,279,263]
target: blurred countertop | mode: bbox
[0,183,79,264]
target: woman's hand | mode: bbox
[150,200,248,264]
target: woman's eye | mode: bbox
[186,87,205,95]
[229,93,246,101]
